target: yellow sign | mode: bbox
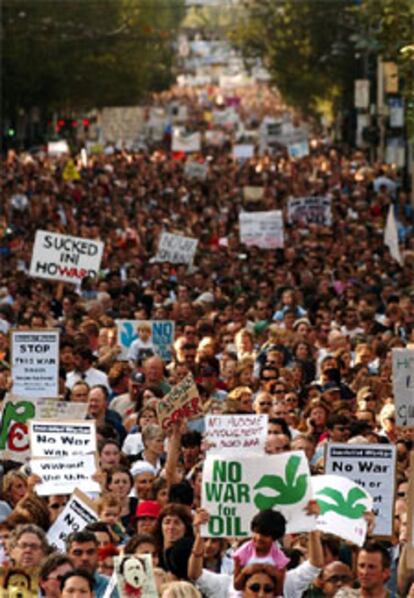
[63,159,80,181]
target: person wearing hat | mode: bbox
[66,345,110,391]
[135,500,161,535]
[131,461,156,501]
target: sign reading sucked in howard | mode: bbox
[392,348,414,427]
[30,231,104,284]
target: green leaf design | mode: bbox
[253,455,308,509]
[316,486,368,519]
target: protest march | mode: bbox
[1,77,414,598]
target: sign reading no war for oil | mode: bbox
[392,348,414,427]
[201,451,315,537]
[30,230,104,284]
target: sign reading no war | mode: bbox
[30,231,104,284]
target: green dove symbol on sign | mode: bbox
[253,455,307,509]
[316,486,368,519]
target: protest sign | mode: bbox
[29,420,96,458]
[47,140,69,155]
[47,489,98,551]
[325,443,396,537]
[172,129,201,153]
[243,187,264,203]
[62,159,80,181]
[392,348,414,426]
[407,452,414,567]
[204,130,226,146]
[157,373,201,431]
[114,554,157,598]
[184,160,208,180]
[204,414,268,454]
[287,196,332,227]
[30,230,104,284]
[201,451,315,537]
[0,566,39,597]
[288,140,310,159]
[100,106,146,143]
[11,330,59,398]
[239,211,284,249]
[233,144,254,160]
[0,397,87,462]
[312,475,373,546]
[31,453,100,496]
[116,319,175,362]
[154,232,198,265]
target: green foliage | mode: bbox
[316,486,368,519]
[253,455,307,509]
[2,0,185,118]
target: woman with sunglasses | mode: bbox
[239,564,281,597]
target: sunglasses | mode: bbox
[247,583,274,593]
[397,491,407,497]
[325,574,352,584]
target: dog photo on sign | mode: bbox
[114,554,157,597]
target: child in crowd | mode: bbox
[96,493,127,544]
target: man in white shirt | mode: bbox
[66,346,110,391]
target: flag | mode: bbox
[384,205,403,265]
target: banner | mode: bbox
[116,319,175,362]
[0,397,87,462]
[243,187,264,203]
[233,144,254,160]
[114,554,157,598]
[154,232,198,265]
[325,443,396,537]
[184,161,208,180]
[30,231,104,284]
[31,453,100,496]
[29,420,96,458]
[392,348,414,426]
[201,451,315,537]
[156,373,201,431]
[239,211,284,249]
[205,414,268,454]
[47,489,98,551]
[172,129,201,153]
[313,475,373,546]
[11,330,59,398]
[287,196,332,227]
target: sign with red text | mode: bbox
[11,330,59,398]
[156,373,201,430]
[205,414,268,454]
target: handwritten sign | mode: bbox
[156,373,201,431]
[116,320,175,362]
[29,420,96,458]
[47,489,98,551]
[11,330,59,398]
[0,397,87,462]
[325,443,396,537]
[204,414,268,454]
[239,211,284,249]
[201,451,314,537]
[31,453,100,496]
[287,196,332,227]
[392,348,414,427]
[154,232,198,265]
[30,231,104,284]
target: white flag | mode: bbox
[384,205,403,265]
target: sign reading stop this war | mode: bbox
[30,231,104,284]
[11,330,59,398]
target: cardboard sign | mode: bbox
[30,230,104,284]
[287,196,332,227]
[0,397,87,462]
[184,161,208,180]
[114,554,157,598]
[204,414,268,454]
[31,453,100,496]
[11,330,59,398]
[0,566,39,597]
[172,129,201,153]
[116,319,175,362]
[233,144,254,160]
[154,232,198,265]
[392,348,414,426]
[201,451,315,537]
[325,443,396,537]
[29,420,96,458]
[313,475,373,546]
[243,187,264,203]
[47,489,98,551]
[156,373,201,431]
[239,210,284,249]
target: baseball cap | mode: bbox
[136,500,161,519]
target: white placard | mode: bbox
[204,414,268,454]
[392,348,414,427]
[31,453,100,496]
[288,196,332,227]
[30,231,104,284]
[355,79,370,109]
[233,144,254,160]
[114,554,158,598]
[172,129,201,153]
[47,489,98,551]
[313,475,373,546]
[184,161,208,180]
[325,443,396,537]
[11,330,59,398]
[29,420,96,458]
[47,140,70,155]
[201,451,315,537]
[154,232,198,265]
[239,211,284,249]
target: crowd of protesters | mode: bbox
[0,82,413,597]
